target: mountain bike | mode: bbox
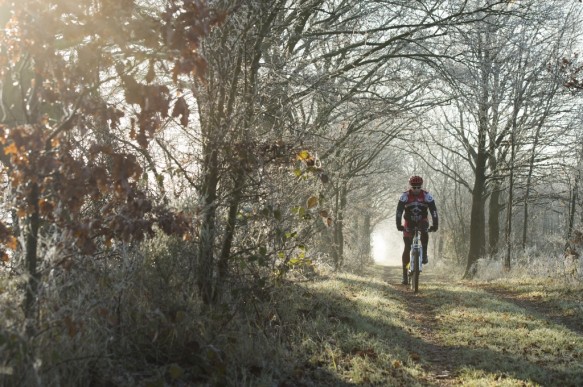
[406,225,428,293]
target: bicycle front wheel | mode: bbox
[411,251,420,293]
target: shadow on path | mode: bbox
[472,283,583,336]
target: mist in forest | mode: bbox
[372,219,403,266]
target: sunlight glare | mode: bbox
[372,220,402,266]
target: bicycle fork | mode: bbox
[409,238,423,274]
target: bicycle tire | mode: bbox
[411,249,420,293]
[412,266,419,293]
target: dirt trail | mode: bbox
[373,265,458,385]
[364,266,583,386]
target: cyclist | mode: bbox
[396,175,438,285]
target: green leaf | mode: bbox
[292,206,306,218]
[145,378,164,387]
[175,311,185,323]
[168,364,184,380]
[297,150,311,160]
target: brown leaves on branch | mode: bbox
[172,97,190,127]
[162,1,227,82]
[0,125,193,255]
[0,0,224,257]
[2,0,224,142]
[0,222,17,263]
[553,55,583,91]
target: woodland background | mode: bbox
[1,0,583,385]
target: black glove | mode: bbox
[429,225,438,232]
[397,224,404,231]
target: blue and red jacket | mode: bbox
[396,189,438,234]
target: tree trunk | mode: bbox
[566,140,583,243]
[197,145,219,305]
[216,168,245,301]
[521,185,530,250]
[464,169,487,279]
[464,101,489,278]
[463,30,492,279]
[337,183,347,268]
[23,63,43,327]
[24,182,40,323]
[332,181,347,270]
[522,99,553,249]
[504,138,515,271]
[488,182,501,255]
[567,179,578,242]
[363,214,371,263]
[522,142,535,248]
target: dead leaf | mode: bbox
[307,196,318,209]
[3,143,17,156]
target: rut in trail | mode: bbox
[373,265,459,385]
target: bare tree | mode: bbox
[418,0,583,277]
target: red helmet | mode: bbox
[409,175,423,186]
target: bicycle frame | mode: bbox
[407,226,424,293]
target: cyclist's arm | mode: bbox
[428,200,438,228]
[396,198,405,228]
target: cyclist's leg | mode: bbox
[421,231,429,264]
[402,235,412,265]
[402,236,412,284]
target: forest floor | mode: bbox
[4,260,582,386]
[257,264,583,386]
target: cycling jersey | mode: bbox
[396,189,438,234]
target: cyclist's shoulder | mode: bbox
[399,191,409,202]
[422,190,435,202]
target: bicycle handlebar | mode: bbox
[404,227,434,233]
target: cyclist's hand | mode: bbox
[429,225,438,232]
[397,225,404,231]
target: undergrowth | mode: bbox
[1,232,583,386]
